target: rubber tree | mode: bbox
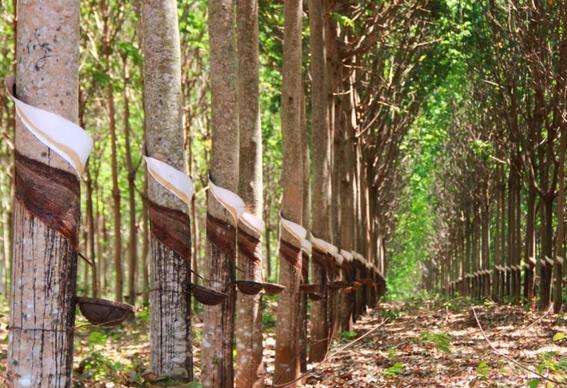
[235,0,265,385]
[273,0,304,385]
[141,0,193,380]
[202,0,239,386]
[8,1,81,385]
[308,0,332,363]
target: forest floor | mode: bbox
[0,296,565,387]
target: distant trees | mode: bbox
[431,1,566,312]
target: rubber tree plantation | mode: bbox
[0,0,565,386]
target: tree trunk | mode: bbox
[299,84,311,373]
[8,1,80,385]
[498,165,507,301]
[266,225,271,280]
[122,56,138,306]
[523,186,536,305]
[108,81,123,302]
[86,167,99,297]
[202,0,239,386]
[539,195,553,309]
[142,174,150,305]
[552,38,566,313]
[481,205,490,298]
[142,0,193,380]
[235,0,264,385]
[308,0,332,364]
[274,0,304,385]
[553,126,566,312]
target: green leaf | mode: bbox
[552,332,566,342]
[420,331,452,353]
[476,360,490,380]
[383,362,405,377]
[528,378,540,388]
[340,330,358,341]
[87,330,108,347]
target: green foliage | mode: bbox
[136,307,150,323]
[77,351,124,381]
[262,310,276,330]
[380,308,402,320]
[87,329,109,347]
[383,362,405,377]
[386,346,398,360]
[536,352,562,375]
[476,360,490,380]
[552,332,566,343]
[528,379,540,388]
[419,331,452,353]
[340,330,358,341]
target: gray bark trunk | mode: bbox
[8,1,80,386]
[308,0,332,364]
[202,0,239,386]
[274,0,304,385]
[141,0,193,380]
[235,0,264,385]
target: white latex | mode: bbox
[240,211,264,235]
[209,180,246,225]
[5,76,93,176]
[144,156,194,206]
[280,216,307,242]
[340,249,353,262]
[301,238,312,255]
[312,237,335,254]
[333,252,344,265]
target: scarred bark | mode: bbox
[299,86,311,373]
[8,1,80,385]
[235,0,264,385]
[274,0,304,385]
[308,0,332,364]
[141,0,192,380]
[202,0,239,386]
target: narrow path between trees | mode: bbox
[297,301,566,387]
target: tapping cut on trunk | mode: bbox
[148,200,191,260]
[14,152,80,244]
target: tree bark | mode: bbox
[86,167,99,297]
[202,0,239,386]
[142,174,150,305]
[8,1,80,385]
[235,0,264,385]
[299,84,311,373]
[523,186,537,305]
[274,0,304,385]
[108,81,123,303]
[141,0,193,380]
[308,0,332,364]
[553,125,566,312]
[122,56,138,306]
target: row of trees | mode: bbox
[427,1,566,312]
[2,0,452,386]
